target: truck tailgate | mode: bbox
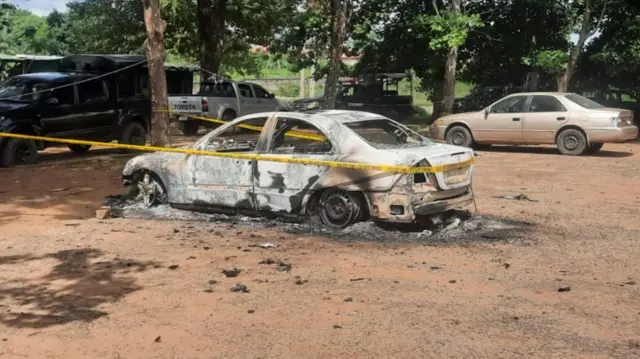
[168,96,202,113]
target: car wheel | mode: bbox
[67,144,92,153]
[222,110,236,122]
[557,129,587,155]
[132,172,167,208]
[179,121,200,136]
[317,189,362,229]
[445,126,474,148]
[586,143,603,153]
[1,138,38,167]
[119,122,147,151]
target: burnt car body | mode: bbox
[122,110,475,228]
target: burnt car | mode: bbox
[122,110,475,228]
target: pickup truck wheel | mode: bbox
[445,126,474,148]
[119,122,147,146]
[222,110,236,122]
[179,121,200,136]
[557,129,587,155]
[1,138,38,166]
[67,144,92,153]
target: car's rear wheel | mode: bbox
[179,121,200,136]
[557,128,587,156]
[317,189,362,229]
[445,125,474,148]
[131,172,167,208]
[68,144,92,153]
[586,143,603,153]
[1,138,38,167]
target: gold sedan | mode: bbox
[430,92,638,155]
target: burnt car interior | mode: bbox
[345,119,426,149]
[205,117,267,152]
[271,118,333,154]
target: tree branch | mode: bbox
[433,0,439,17]
[588,0,608,38]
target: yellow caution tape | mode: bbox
[0,132,474,174]
[157,110,327,142]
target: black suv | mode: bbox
[0,55,151,166]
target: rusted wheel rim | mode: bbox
[320,190,357,228]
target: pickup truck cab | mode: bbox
[0,71,150,166]
[168,80,290,135]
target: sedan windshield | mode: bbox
[345,119,432,149]
[0,77,50,102]
[565,93,605,109]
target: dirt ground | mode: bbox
[1,141,639,359]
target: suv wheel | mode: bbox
[1,138,38,166]
[119,122,147,146]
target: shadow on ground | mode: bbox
[0,248,160,329]
[479,145,633,158]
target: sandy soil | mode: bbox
[1,141,639,359]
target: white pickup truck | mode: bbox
[168,80,291,135]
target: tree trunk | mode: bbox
[323,0,348,109]
[558,0,607,92]
[430,81,444,122]
[197,0,225,80]
[440,0,461,116]
[142,0,170,147]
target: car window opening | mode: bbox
[271,118,333,154]
[345,119,432,149]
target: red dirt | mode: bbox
[1,142,639,358]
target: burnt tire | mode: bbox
[179,121,200,136]
[586,143,603,154]
[67,144,91,153]
[119,122,147,153]
[1,138,38,167]
[445,125,474,148]
[557,128,587,156]
[317,189,362,229]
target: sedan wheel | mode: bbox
[445,126,474,148]
[134,173,166,207]
[318,189,361,229]
[557,129,587,156]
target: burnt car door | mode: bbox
[252,115,336,214]
[181,114,275,210]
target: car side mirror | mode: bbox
[45,97,59,106]
[483,108,489,119]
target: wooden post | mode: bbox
[142,0,170,147]
[309,65,316,97]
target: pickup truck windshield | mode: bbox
[345,119,433,149]
[0,77,50,102]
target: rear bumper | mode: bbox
[586,126,638,143]
[413,192,475,216]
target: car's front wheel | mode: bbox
[130,172,167,208]
[557,128,587,156]
[1,138,38,167]
[445,125,474,148]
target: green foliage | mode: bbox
[523,50,569,74]
[417,12,483,50]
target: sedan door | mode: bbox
[251,84,279,111]
[180,115,275,210]
[474,95,529,143]
[522,95,570,143]
[253,115,335,214]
